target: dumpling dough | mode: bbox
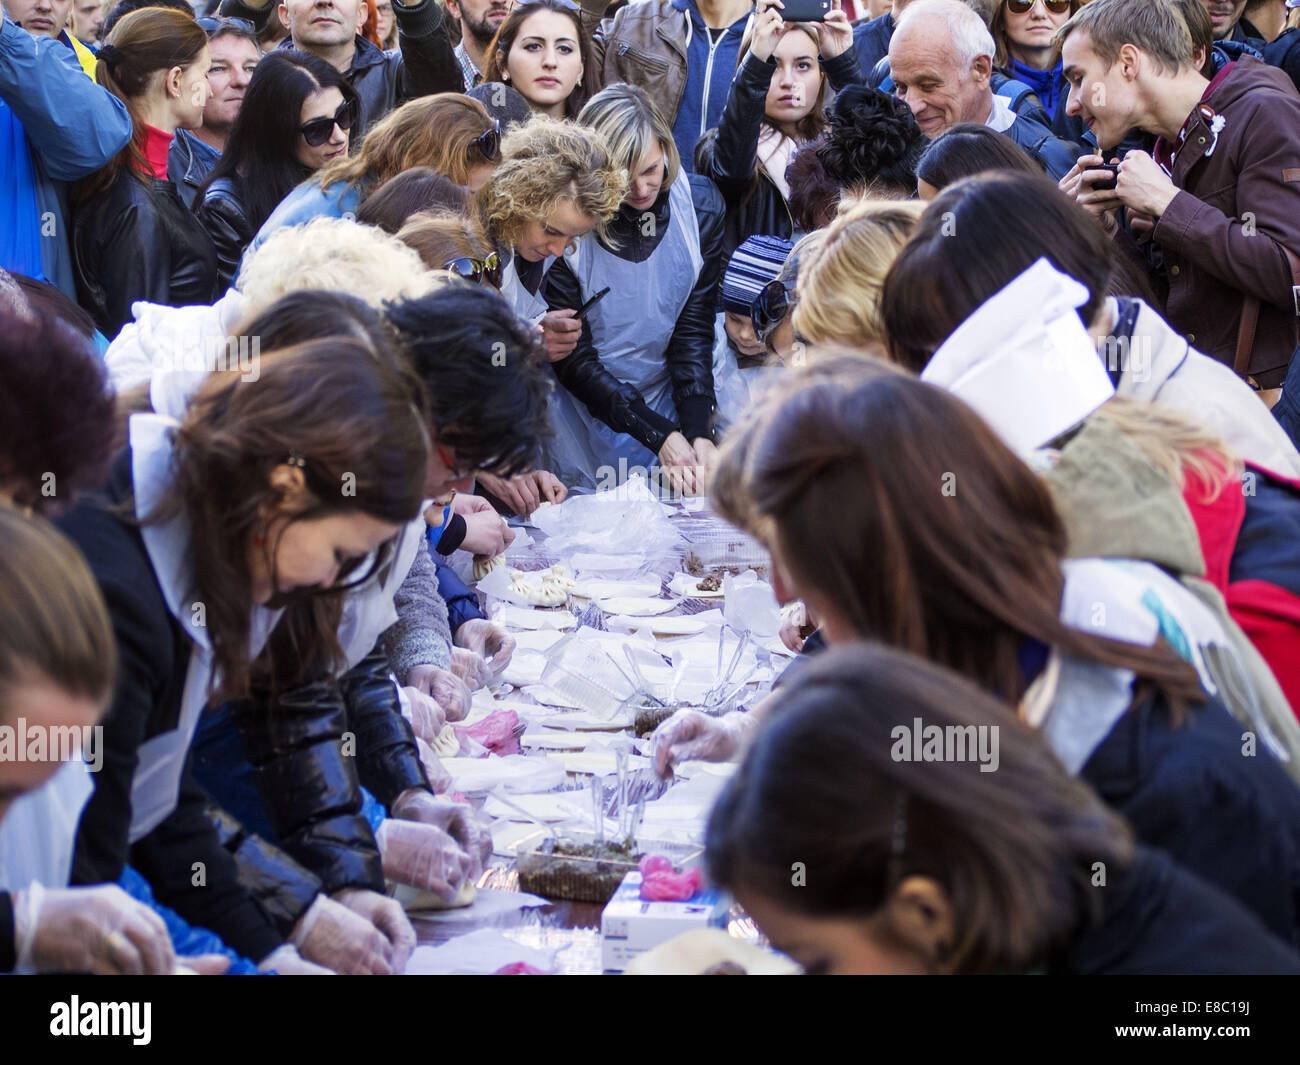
[392,879,478,912]
[474,553,506,580]
[507,566,572,607]
[432,723,460,757]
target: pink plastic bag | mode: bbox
[453,709,521,757]
[494,962,548,975]
[638,854,703,901]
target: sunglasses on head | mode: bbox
[444,252,503,287]
[299,98,359,147]
[751,278,793,343]
[196,15,257,35]
[474,120,502,161]
[1006,0,1071,14]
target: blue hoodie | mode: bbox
[669,0,750,172]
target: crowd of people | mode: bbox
[2,0,1300,975]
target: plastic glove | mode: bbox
[178,954,233,975]
[376,819,472,905]
[332,888,416,975]
[13,882,174,975]
[402,683,447,743]
[415,737,454,792]
[406,664,471,721]
[290,893,399,975]
[461,508,515,556]
[450,646,494,690]
[651,710,754,777]
[779,600,808,654]
[256,943,333,975]
[454,618,516,679]
[392,787,492,869]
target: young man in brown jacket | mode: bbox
[1058,0,1300,391]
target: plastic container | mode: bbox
[516,836,641,904]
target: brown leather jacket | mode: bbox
[579,0,691,124]
[1146,57,1300,387]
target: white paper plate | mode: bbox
[491,605,576,630]
[667,573,727,598]
[597,596,677,616]
[483,792,589,822]
[556,750,651,775]
[571,577,663,600]
[538,709,634,730]
[520,730,590,750]
[606,614,712,636]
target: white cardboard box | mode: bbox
[600,872,729,973]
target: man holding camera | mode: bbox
[1059,0,1300,392]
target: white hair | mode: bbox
[237,216,445,319]
[895,0,996,69]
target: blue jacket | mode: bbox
[851,9,893,77]
[242,178,362,266]
[669,0,749,172]
[0,15,131,296]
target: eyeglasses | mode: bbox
[473,119,502,161]
[444,252,502,287]
[196,15,257,36]
[751,278,793,343]
[435,440,469,478]
[299,98,359,147]
[1006,0,1072,14]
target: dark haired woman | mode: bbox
[663,361,1300,948]
[356,167,472,234]
[482,0,594,120]
[195,51,360,290]
[990,0,1081,141]
[708,643,1300,974]
[696,0,858,270]
[816,83,925,201]
[913,122,1042,199]
[71,8,219,337]
[880,171,1300,481]
[58,339,435,973]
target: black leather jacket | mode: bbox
[71,169,219,337]
[542,173,726,450]
[195,175,252,292]
[229,643,432,897]
[220,0,462,134]
[696,49,861,271]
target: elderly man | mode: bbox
[1059,0,1300,391]
[888,0,1081,176]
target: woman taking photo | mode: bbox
[482,0,593,120]
[72,8,219,338]
[195,52,360,290]
[696,0,859,269]
[58,339,433,974]
[661,361,1300,949]
[707,643,1300,974]
[541,84,725,495]
[249,93,502,254]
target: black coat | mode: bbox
[71,169,219,338]
[58,450,290,961]
[1056,845,1300,974]
[696,49,862,272]
[195,175,252,292]
[221,0,463,135]
[542,174,726,452]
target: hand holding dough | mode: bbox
[473,553,506,581]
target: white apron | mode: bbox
[500,250,552,324]
[0,757,93,893]
[543,174,704,492]
[127,413,282,842]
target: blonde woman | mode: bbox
[791,199,925,357]
[696,0,861,271]
[474,113,625,514]
[539,84,726,495]
[247,93,503,258]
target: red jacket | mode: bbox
[1184,460,1300,717]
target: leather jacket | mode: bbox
[195,175,252,292]
[579,0,689,132]
[542,174,726,450]
[229,642,430,896]
[220,0,462,134]
[696,49,861,269]
[71,169,219,338]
